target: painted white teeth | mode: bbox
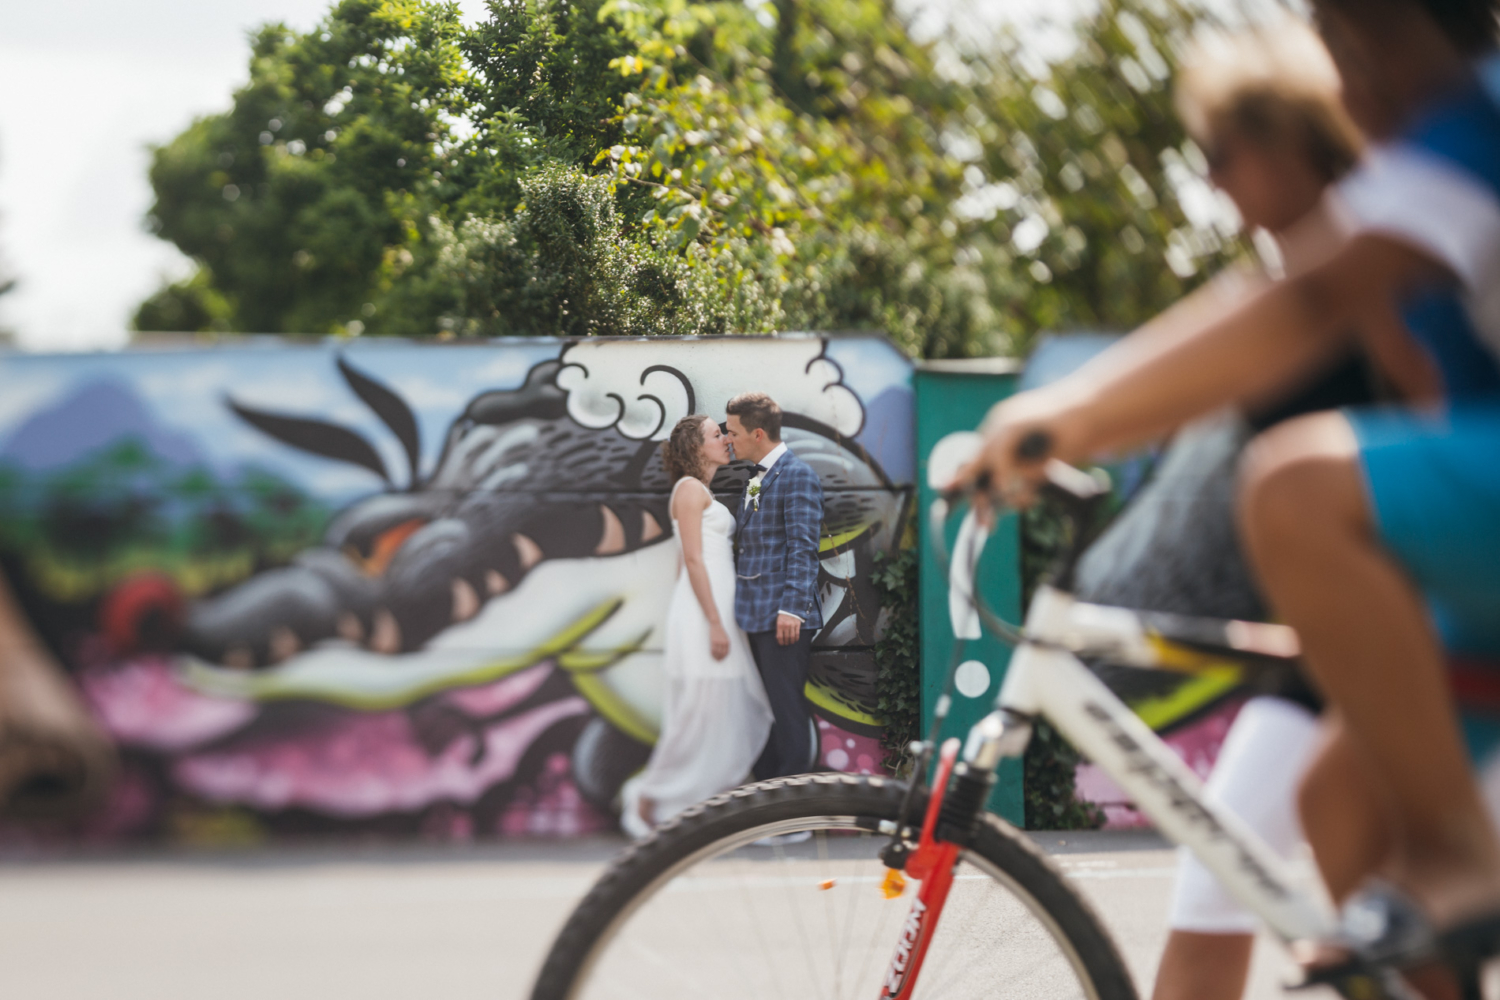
[452,578,480,621]
[269,627,301,663]
[595,505,625,555]
[371,609,402,654]
[337,612,364,643]
[513,534,543,569]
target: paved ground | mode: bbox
[0,831,1303,1000]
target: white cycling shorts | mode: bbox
[1168,696,1500,933]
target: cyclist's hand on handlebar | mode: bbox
[949,391,1085,523]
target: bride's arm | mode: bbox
[672,484,731,661]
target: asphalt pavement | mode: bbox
[0,830,1304,1000]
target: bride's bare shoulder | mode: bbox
[669,476,713,517]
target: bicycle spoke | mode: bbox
[752,838,825,995]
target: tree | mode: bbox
[137,0,471,334]
[602,0,1242,356]
[136,0,1244,357]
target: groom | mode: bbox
[724,392,825,780]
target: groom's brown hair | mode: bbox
[726,392,782,441]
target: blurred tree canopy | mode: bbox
[135,0,1244,357]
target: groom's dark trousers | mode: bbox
[748,630,815,780]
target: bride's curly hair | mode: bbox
[661,415,711,483]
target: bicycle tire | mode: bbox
[532,773,1139,1000]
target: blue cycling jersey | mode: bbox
[1340,62,1500,394]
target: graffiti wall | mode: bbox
[0,335,913,843]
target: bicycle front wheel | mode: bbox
[532,774,1138,1000]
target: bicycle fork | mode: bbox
[878,714,1024,1000]
[879,738,961,1000]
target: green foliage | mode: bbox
[378,164,751,335]
[1019,495,1120,830]
[132,268,233,334]
[870,546,920,775]
[0,448,327,604]
[456,0,638,209]
[141,0,472,334]
[1020,510,1098,827]
[1024,720,1105,830]
[597,0,1241,355]
[137,0,1244,351]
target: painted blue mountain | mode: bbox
[0,379,205,471]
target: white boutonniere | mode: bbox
[747,473,763,512]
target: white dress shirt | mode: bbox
[741,441,788,509]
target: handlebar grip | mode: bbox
[1016,430,1051,462]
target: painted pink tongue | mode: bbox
[81,657,256,751]
[174,697,589,816]
[442,662,551,715]
[81,658,595,820]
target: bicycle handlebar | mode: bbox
[939,430,1110,510]
[1016,429,1052,462]
[931,428,1113,622]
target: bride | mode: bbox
[620,415,773,838]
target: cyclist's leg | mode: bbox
[1297,715,1396,904]
[1152,933,1252,1000]
[1297,720,1470,998]
[1240,410,1500,925]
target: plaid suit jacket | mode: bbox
[734,449,825,633]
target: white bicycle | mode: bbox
[531,433,1479,1000]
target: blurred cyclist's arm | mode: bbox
[960,233,1449,503]
[1092,197,1349,404]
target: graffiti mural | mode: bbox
[0,335,913,842]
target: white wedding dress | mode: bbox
[620,478,773,838]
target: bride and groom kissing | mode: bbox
[621,392,824,838]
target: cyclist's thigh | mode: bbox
[1239,411,1366,537]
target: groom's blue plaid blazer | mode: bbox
[734,449,825,633]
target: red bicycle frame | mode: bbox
[879,737,963,1000]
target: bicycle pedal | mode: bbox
[881,868,906,899]
[1287,966,1422,1000]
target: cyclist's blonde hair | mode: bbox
[1175,17,1363,183]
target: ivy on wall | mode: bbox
[870,547,920,776]
[1021,505,1105,830]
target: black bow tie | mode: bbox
[752,463,767,473]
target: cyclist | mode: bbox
[960,0,1500,972]
[1069,21,1373,1000]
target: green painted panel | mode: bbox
[914,366,1024,827]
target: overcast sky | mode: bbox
[0,0,1080,352]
